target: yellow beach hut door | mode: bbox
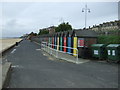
[73,37,77,56]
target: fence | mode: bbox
[41,42,79,64]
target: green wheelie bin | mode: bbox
[106,44,120,63]
[91,44,107,59]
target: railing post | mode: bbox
[47,43,48,53]
[51,44,52,55]
[41,41,79,64]
[48,43,49,54]
[46,43,47,52]
[45,44,46,51]
[56,45,58,58]
[76,49,79,64]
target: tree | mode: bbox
[38,29,49,35]
[29,32,37,36]
[55,22,72,32]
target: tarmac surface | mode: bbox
[2,40,118,88]
[0,62,2,89]
[0,38,22,89]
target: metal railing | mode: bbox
[41,42,79,64]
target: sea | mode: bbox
[0,37,20,39]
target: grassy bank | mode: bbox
[98,35,120,44]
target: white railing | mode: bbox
[41,42,79,64]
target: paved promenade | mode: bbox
[0,38,22,89]
[0,63,2,89]
[2,40,118,88]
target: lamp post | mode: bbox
[82,4,91,29]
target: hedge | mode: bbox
[98,35,120,44]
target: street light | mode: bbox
[82,4,91,29]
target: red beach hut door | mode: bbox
[64,37,67,52]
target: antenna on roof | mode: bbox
[59,17,64,23]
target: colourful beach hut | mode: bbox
[56,32,61,51]
[48,34,52,47]
[54,33,57,49]
[63,31,69,52]
[67,30,75,54]
[73,29,98,58]
[59,32,64,51]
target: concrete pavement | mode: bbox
[2,40,118,88]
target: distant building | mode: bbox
[39,26,56,34]
[47,26,56,34]
[90,20,120,32]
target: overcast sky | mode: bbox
[0,2,118,37]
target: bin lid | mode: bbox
[106,44,120,48]
[91,44,106,47]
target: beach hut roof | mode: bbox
[74,29,98,37]
[67,30,75,36]
[63,31,69,36]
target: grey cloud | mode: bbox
[2,2,118,37]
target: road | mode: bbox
[2,40,118,88]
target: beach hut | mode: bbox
[48,34,52,47]
[63,31,69,52]
[73,29,98,58]
[67,30,75,54]
[54,33,57,49]
[59,32,64,51]
[52,34,54,48]
[56,32,61,51]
